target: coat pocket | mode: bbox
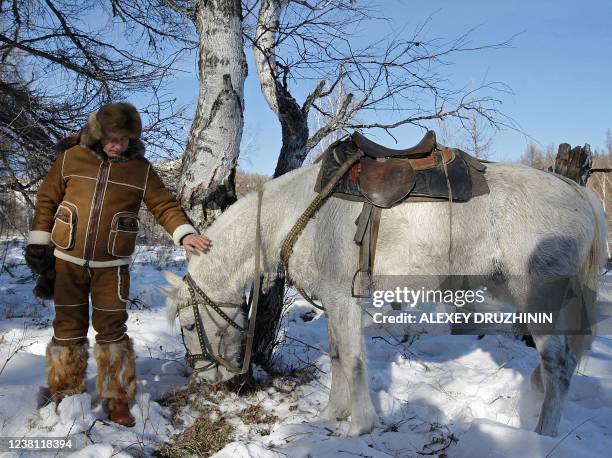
[51,202,78,250]
[108,211,140,257]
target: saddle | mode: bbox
[316,130,486,207]
[351,131,456,207]
[352,130,437,158]
[313,130,490,298]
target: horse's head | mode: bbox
[162,271,247,385]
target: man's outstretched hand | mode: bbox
[182,234,211,253]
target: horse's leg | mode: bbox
[532,334,577,436]
[530,362,543,392]
[325,294,376,436]
[318,316,351,421]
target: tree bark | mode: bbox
[254,0,309,178]
[179,0,247,229]
[249,0,311,372]
[552,143,592,186]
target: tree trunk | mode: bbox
[251,268,287,370]
[250,0,311,372]
[179,0,247,230]
[272,88,310,178]
[552,143,592,186]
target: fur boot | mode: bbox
[94,337,137,425]
[46,339,89,403]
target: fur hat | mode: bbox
[53,102,145,161]
[87,102,142,141]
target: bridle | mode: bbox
[174,150,365,376]
[175,188,263,375]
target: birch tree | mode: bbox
[178,0,248,229]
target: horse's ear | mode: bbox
[163,271,183,288]
[155,284,174,298]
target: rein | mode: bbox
[177,147,351,374]
[177,188,263,375]
[280,150,363,309]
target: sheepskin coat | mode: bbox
[28,134,196,267]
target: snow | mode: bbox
[0,238,611,457]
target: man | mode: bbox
[25,102,209,427]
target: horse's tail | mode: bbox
[571,186,608,363]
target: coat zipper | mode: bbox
[83,161,110,261]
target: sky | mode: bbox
[137,0,612,175]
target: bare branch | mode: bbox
[162,0,197,21]
[246,1,517,158]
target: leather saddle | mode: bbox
[352,130,437,158]
[316,130,485,207]
[341,131,458,207]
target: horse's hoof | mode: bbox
[534,418,559,437]
[318,405,349,422]
[348,411,376,436]
[534,425,559,437]
[348,421,375,436]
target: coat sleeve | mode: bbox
[143,164,198,246]
[28,152,66,245]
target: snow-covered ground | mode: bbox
[1,237,611,457]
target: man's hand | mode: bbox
[25,244,55,274]
[182,234,211,253]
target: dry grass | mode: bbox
[155,405,234,457]
[157,382,202,427]
[156,381,279,456]
[156,382,236,456]
[236,404,277,425]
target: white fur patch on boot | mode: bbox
[45,339,89,400]
[94,337,137,412]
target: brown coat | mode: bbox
[28,139,196,267]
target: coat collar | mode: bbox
[84,139,145,163]
[54,132,146,163]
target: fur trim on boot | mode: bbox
[94,337,137,414]
[46,339,89,403]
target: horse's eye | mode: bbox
[184,323,195,332]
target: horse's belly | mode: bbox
[373,199,492,276]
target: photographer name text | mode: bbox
[371,311,553,324]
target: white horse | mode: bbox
[163,159,606,437]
